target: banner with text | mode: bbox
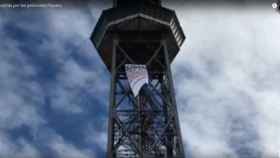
[125,64,149,97]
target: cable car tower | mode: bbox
[91,0,186,157]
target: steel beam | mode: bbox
[162,40,185,158]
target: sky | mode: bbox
[0,0,279,158]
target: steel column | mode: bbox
[162,40,185,158]
[107,39,118,158]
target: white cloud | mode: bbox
[49,53,109,113]
[0,132,41,158]
[0,132,16,157]
[48,9,91,38]
[41,7,109,114]
[0,8,101,157]
[84,122,107,151]
[15,139,41,158]
[0,30,45,131]
[172,6,280,157]
[49,135,94,158]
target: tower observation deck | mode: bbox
[91,0,186,157]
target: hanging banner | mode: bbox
[125,64,149,97]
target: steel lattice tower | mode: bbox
[91,0,186,157]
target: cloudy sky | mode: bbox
[0,0,279,158]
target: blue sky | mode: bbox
[0,4,109,158]
[0,1,280,158]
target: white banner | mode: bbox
[125,64,149,97]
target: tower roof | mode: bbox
[91,0,185,72]
[114,0,162,7]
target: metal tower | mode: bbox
[91,0,186,157]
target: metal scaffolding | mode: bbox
[91,1,186,157]
[106,40,185,158]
